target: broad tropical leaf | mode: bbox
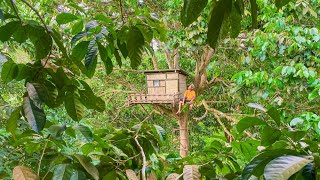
[154,125,166,142]
[166,173,180,180]
[1,59,18,83]
[242,149,301,179]
[48,124,67,138]
[125,169,138,180]
[23,97,46,133]
[236,117,266,133]
[0,21,19,42]
[264,156,313,180]
[183,165,200,180]
[71,31,89,47]
[127,26,144,69]
[6,106,21,137]
[275,0,292,9]
[71,170,87,180]
[98,42,113,75]
[181,0,208,27]
[73,125,93,142]
[0,9,4,21]
[56,12,79,25]
[72,20,84,34]
[74,154,99,180]
[53,164,74,180]
[267,107,281,126]
[261,126,282,146]
[13,166,38,180]
[207,0,232,48]
[85,40,98,78]
[64,90,85,121]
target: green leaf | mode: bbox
[72,20,84,35]
[1,59,19,83]
[85,40,98,78]
[236,117,266,133]
[48,124,67,138]
[73,125,93,142]
[286,130,306,142]
[136,24,153,43]
[181,0,208,27]
[242,149,300,179]
[0,9,4,21]
[22,97,46,133]
[26,82,49,108]
[71,41,90,61]
[71,170,87,180]
[114,50,122,67]
[65,90,85,121]
[71,31,89,47]
[56,12,79,25]
[127,26,144,69]
[154,125,166,142]
[51,29,69,60]
[275,0,291,9]
[267,107,281,126]
[117,39,128,59]
[264,156,313,180]
[79,80,105,112]
[53,164,74,180]
[98,43,113,75]
[103,171,117,180]
[74,154,99,180]
[6,106,21,137]
[13,24,28,43]
[0,21,19,42]
[207,0,231,48]
[261,126,282,146]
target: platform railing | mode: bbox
[128,93,182,106]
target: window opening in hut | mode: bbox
[153,80,160,87]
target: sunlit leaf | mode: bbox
[236,117,266,133]
[74,154,99,180]
[56,12,79,25]
[1,59,18,83]
[6,106,21,138]
[13,166,38,180]
[181,0,208,27]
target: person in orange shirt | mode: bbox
[176,84,196,114]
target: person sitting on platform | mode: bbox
[176,84,196,114]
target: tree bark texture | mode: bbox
[179,112,189,157]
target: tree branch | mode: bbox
[135,136,147,180]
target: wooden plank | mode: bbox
[166,80,178,94]
[146,74,166,80]
[166,73,179,79]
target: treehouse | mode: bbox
[128,69,189,106]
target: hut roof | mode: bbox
[143,69,189,76]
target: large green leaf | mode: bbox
[74,154,99,180]
[73,125,93,142]
[53,164,74,180]
[71,170,87,180]
[13,166,38,180]
[56,12,79,25]
[264,156,313,180]
[242,149,300,179]
[236,117,266,133]
[1,59,18,83]
[13,24,28,43]
[64,90,85,121]
[22,97,46,133]
[26,82,49,108]
[71,31,89,47]
[275,0,291,9]
[127,26,144,69]
[0,21,19,42]
[207,0,232,48]
[153,125,166,142]
[98,42,113,75]
[71,41,90,61]
[0,9,4,21]
[85,40,98,78]
[72,20,84,35]
[51,29,69,60]
[181,0,208,27]
[79,80,105,112]
[261,126,282,146]
[6,106,21,137]
[267,107,281,126]
[117,39,128,59]
[48,124,67,138]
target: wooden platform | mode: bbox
[128,93,181,106]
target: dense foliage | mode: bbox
[0,0,319,179]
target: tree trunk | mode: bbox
[179,112,189,157]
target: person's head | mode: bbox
[188,84,195,90]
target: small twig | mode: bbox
[135,136,146,180]
[20,0,49,33]
[175,172,185,180]
[118,0,125,24]
[10,0,22,23]
[38,140,48,176]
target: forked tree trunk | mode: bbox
[179,112,189,157]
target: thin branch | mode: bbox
[38,140,48,176]
[135,136,147,180]
[118,0,125,24]
[10,0,22,23]
[20,0,49,33]
[212,112,233,142]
